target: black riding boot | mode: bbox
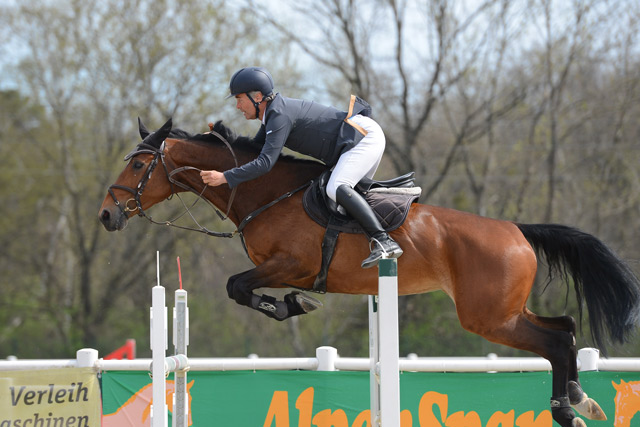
[335,184,403,268]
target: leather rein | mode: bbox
[107,132,310,239]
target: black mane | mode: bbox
[168,121,255,151]
[169,121,324,166]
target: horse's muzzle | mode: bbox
[99,206,128,231]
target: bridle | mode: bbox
[107,131,312,242]
[107,131,239,238]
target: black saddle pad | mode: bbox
[302,180,419,234]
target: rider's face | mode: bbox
[235,93,259,120]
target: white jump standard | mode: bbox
[369,258,401,426]
[150,256,190,427]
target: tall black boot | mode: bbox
[335,184,403,268]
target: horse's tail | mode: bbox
[516,223,640,354]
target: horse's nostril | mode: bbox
[100,209,111,222]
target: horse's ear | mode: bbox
[147,118,173,149]
[138,117,150,140]
[156,117,172,140]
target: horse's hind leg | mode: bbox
[524,311,606,421]
[460,311,585,427]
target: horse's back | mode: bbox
[395,203,537,298]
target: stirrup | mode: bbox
[361,251,384,269]
[361,238,402,269]
[372,237,403,258]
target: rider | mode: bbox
[200,66,402,268]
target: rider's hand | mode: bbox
[200,170,227,187]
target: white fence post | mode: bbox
[151,285,168,427]
[76,349,98,368]
[578,348,600,371]
[317,346,338,371]
[370,258,401,426]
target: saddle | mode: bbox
[302,170,421,293]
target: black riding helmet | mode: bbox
[226,67,274,117]
[226,67,274,98]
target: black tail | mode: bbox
[516,223,640,354]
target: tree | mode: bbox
[2,0,640,359]
[0,0,283,356]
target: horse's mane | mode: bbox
[169,121,323,166]
[168,121,253,149]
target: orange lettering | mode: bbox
[263,391,290,427]
[263,388,551,427]
[419,391,449,426]
[515,410,552,427]
[401,409,413,426]
[446,410,481,427]
[352,410,371,427]
[296,387,315,427]
[486,410,514,427]
[312,408,349,426]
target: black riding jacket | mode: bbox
[224,94,372,188]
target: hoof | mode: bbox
[571,417,587,427]
[572,393,607,421]
[290,292,323,313]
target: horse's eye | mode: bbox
[132,160,145,170]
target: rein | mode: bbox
[108,132,311,239]
[167,129,239,222]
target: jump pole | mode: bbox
[369,258,401,426]
[150,253,190,427]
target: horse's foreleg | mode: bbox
[524,311,607,421]
[250,291,322,321]
[225,263,322,321]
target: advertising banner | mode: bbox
[0,367,101,427]
[101,370,640,426]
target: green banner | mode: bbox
[101,370,640,426]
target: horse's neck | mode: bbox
[167,139,324,224]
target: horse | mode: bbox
[612,380,640,427]
[99,118,640,427]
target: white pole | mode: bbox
[371,258,401,426]
[151,285,168,427]
[157,251,161,287]
[368,295,380,426]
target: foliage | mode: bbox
[0,0,639,359]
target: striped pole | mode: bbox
[369,258,401,426]
[172,288,189,427]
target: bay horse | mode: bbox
[99,118,640,427]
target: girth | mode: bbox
[302,170,420,293]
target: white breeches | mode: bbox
[326,114,386,202]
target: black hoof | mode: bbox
[253,292,323,321]
[568,381,583,405]
[286,291,322,314]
